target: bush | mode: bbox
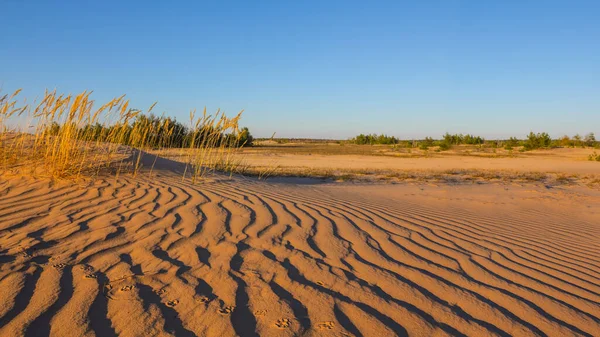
[237,127,254,147]
[523,132,552,150]
[351,133,398,145]
[442,133,484,145]
[589,152,600,161]
[48,114,254,149]
[421,137,434,147]
[504,137,520,149]
[584,132,596,147]
[438,142,451,151]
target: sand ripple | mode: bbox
[0,172,599,336]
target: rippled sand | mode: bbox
[1,158,599,336]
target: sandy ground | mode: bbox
[239,147,599,175]
[0,155,599,336]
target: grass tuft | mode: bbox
[0,89,246,181]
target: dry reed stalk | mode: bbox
[0,89,246,181]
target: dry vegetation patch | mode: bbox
[0,89,247,181]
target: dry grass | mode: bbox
[0,89,245,181]
[244,142,557,158]
[234,165,599,186]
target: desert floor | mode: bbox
[0,154,599,337]
[155,146,600,185]
[238,146,599,177]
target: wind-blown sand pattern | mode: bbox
[1,159,599,336]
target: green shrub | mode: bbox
[442,133,484,145]
[584,132,596,147]
[438,142,451,151]
[504,137,520,148]
[351,133,398,145]
[237,127,254,147]
[422,137,435,147]
[523,132,552,150]
[48,114,254,148]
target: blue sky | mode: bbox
[1,0,598,139]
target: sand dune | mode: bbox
[0,158,599,336]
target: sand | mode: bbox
[238,148,600,175]
[0,156,599,336]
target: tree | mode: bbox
[559,135,571,147]
[238,127,253,147]
[524,132,551,150]
[584,132,596,147]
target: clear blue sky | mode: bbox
[2,0,598,139]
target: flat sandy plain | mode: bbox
[234,143,600,182]
[1,146,599,336]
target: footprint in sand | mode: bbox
[317,321,335,330]
[84,273,97,279]
[153,288,166,295]
[79,264,94,273]
[120,285,135,292]
[195,296,210,304]
[218,306,235,315]
[316,281,325,286]
[274,318,291,329]
[165,299,179,307]
[254,309,267,317]
[52,263,67,270]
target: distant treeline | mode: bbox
[352,134,399,145]
[255,137,341,144]
[350,133,483,146]
[46,114,254,148]
[349,132,598,151]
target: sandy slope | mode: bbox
[0,158,599,336]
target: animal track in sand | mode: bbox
[195,296,210,304]
[3,163,598,337]
[274,318,291,329]
[317,321,335,330]
[165,299,179,307]
[79,264,94,272]
[52,263,67,269]
[218,306,235,315]
[84,273,97,279]
[254,309,267,317]
[120,285,135,292]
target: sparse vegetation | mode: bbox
[0,89,250,181]
[438,142,451,151]
[351,133,398,145]
[584,133,596,147]
[442,133,484,145]
[523,132,552,150]
[346,131,599,153]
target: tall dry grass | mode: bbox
[0,89,245,181]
